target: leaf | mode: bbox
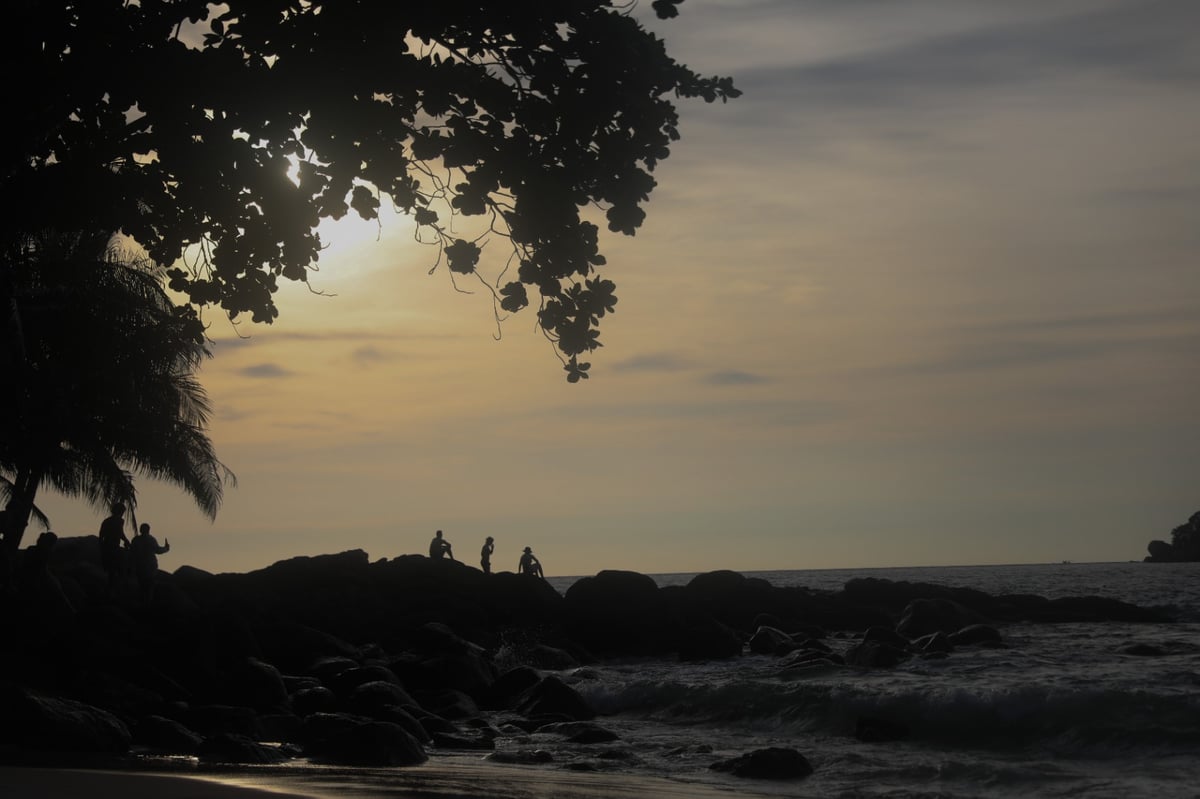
[413,207,438,226]
[499,282,528,313]
[444,239,481,274]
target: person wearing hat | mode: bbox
[518,546,544,578]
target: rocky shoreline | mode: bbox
[0,539,1174,780]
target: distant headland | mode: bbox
[1144,510,1200,562]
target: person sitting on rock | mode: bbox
[129,522,170,605]
[518,546,544,578]
[429,529,454,561]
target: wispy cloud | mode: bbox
[350,345,397,367]
[612,352,694,373]
[238,363,295,379]
[703,370,770,386]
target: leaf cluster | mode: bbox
[6,0,738,379]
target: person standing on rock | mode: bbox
[98,502,131,597]
[518,546,544,578]
[480,536,495,574]
[130,522,170,605]
[429,529,454,561]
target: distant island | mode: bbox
[1144,510,1200,562]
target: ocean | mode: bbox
[171,562,1200,798]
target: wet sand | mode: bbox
[0,760,757,799]
[0,767,316,799]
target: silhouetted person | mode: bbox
[518,546,544,578]
[98,502,130,596]
[480,536,494,574]
[429,529,454,561]
[130,522,170,605]
[18,531,73,616]
[19,531,58,589]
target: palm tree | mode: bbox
[0,229,234,554]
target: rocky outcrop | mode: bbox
[0,545,1176,770]
[1144,510,1200,562]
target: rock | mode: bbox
[486,748,554,764]
[291,686,338,716]
[514,676,595,721]
[414,688,478,721]
[1146,539,1176,562]
[844,640,909,668]
[184,704,265,739]
[536,721,620,744]
[307,656,360,685]
[563,570,671,657]
[133,714,203,754]
[862,626,911,649]
[307,720,427,766]
[674,617,744,661]
[347,681,418,716]
[854,716,910,742]
[911,631,954,654]
[949,624,1003,647]
[224,657,289,711]
[779,649,844,669]
[198,732,287,764]
[329,665,401,696]
[748,626,794,655]
[0,686,131,753]
[896,598,985,638]
[483,666,542,711]
[709,747,814,780]
[431,731,495,750]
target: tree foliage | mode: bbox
[7,0,739,381]
[1169,511,1200,561]
[0,231,234,552]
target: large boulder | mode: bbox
[0,686,131,753]
[198,732,287,764]
[1146,539,1176,562]
[133,714,204,754]
[710,747,814,780]
[305,718,427,767]
[675,617,744,661]
[514,676,595,722]
[564,571,672,656]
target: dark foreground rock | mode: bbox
[710,747,814,779]
[0,542,1175,770]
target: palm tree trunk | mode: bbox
[2,468,41,554]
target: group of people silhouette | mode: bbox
[428,530,543,578]
[98,502,170,603]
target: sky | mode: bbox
[38,0,1200,577]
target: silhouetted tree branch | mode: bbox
[7,1,739,381]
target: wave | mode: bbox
[569,665,1200,754]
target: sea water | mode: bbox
[539,562,1200,798]
[200,562,1200,798]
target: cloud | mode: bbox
[350,345,397,366]
[870,306,1199,378]
[703,370,770,386]
[612,352,693,373]
[735,0,1200,111]
[237,363,295,379]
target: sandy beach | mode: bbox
[0,760,758,799]
[0,767,315,799]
